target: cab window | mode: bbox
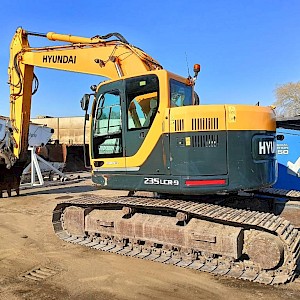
[92,90,122,158]
[126,75,159,130]
[170,79,193,107]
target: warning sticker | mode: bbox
[185,136,191,146]
[228,106,236,123]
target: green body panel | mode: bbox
[92,130,277,195]
[170,132,227,176]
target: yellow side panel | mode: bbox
[225,105,276,131]
[169,104,276,133]
[170,105,227,132]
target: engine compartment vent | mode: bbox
[192,118,219,131]
[174,119,184,131]
[192,134,219,148]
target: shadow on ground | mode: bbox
[22,184,98,196]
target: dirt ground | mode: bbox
[0,174,299,300]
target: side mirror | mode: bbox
[80,94,90,111]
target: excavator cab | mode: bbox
[86,70,277,195]
[89,72,161,162]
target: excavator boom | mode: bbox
[7,27,162,163]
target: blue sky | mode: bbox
[0,0,299,117]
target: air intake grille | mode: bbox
[175,119,184,131]
[192,118,219,131]
[192,134,219,148]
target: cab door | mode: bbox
[124,75,159,157]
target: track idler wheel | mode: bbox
[246,232,284,270]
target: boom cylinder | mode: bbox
[46,32,104,44]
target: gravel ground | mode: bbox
[0,174,299,300]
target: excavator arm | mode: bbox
[7,27,162,165]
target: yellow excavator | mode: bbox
[2,27,299,285]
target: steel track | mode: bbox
[52,195,300,285]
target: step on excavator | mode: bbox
[2,27,300,284]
